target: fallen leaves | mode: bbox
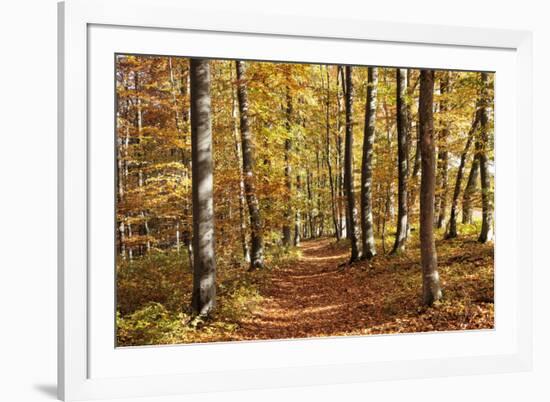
[117,232,494,346]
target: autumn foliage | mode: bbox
[115,55,494,346]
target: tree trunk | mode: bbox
[322,66,340,240]
[406,71,418,236]
[282,87,293,247]
[462,155,480,224]
[419,70,442,306]
[391,68,409,254]
[477,72,494,243]
[294,174,302,246]
[408,119,422,231]
[446,113,480,239]
[436,73,450,229]
[306,170,314,238]
[169,58,193,268]
[235,60,265,270]
[134,72,151,254]
[190,59,216,316]
[343,65,361,262]
[230,66,251,263]
[337,66,347,239]
[381,184,391,255]
[360,67,378,259]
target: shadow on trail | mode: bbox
[235,235,494,341]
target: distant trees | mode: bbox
[189,59,216,316]
[418,70,442,306]
[446,112,480,239]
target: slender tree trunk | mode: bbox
[134,72,151,254]
[235,61,265,270]
[381,184,391,255]
[436,73,450,229]
[337,66,347,239]
[406,71,417,236]
[116,132,125,257]
[282,87,293,247]
[408,120,422,232]
[391,68,409,254]
[190,59,216,316]
[294,174,302,246]
[343,66,361,261]
[230,66,251,263]
[446,113,480,239]
[116,87,129,259]
[419,70,442,306]
[322,66,340,240]
[477,72,494,243]
[306,170,314,238]
[123,125,132,260]
[462,156,480,224]
[360,67,378,259]
[169,58,193,267]
[315,147,323,237]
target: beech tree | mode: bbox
[419,69,442,306]
[343,65,361,262]
[282,86,293,247]
[391,68,409,254]
[190,59,216,316]
[360,67,378,259]
[477,72,494,243]
[462,157,480,224]
[230,65,251,263]
[236,60,265,269]
[436,72,450,229]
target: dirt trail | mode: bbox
[236,238,373,340]
[235,236,494,341]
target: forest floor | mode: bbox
[117,231,494,346]
[234,235,494,341]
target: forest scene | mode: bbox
[115,55,494,347]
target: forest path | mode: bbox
[236,238,376,340]
[234,235,494,341]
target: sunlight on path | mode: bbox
[236,238,362,340]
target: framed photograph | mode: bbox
[58,0,533,400]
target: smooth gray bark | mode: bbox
[230,65,251,263]
[282,87,293,247]
[190,59,216,316]
[360,67,378,259]
[419,70,442,306]
[322,66,340,241]
[436,73,450,229]
[477,72,494,243]
[391,68,409,255]
[337,66,347,239]
[344,65,362,262]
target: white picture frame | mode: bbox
[58,0,533,400]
